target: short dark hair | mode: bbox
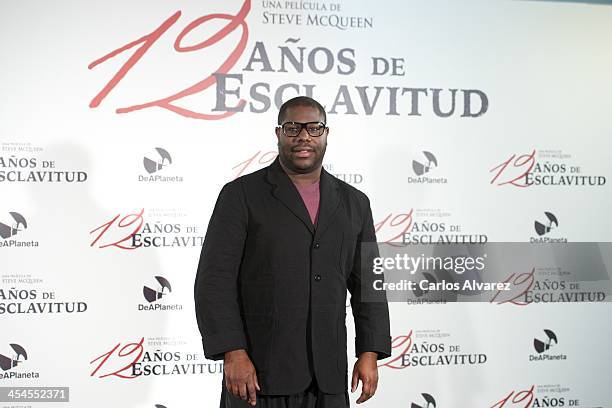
[277,96,327,125]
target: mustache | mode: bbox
[290,145,317,152]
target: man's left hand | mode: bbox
[351,351,379,404]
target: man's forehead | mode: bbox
[284,104,323,119]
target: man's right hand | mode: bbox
[224,349,261,406]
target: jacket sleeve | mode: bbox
[347,195,392,360]
[194,180,248,361]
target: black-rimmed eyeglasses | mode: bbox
[277,121,327,137]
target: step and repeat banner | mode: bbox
[2,0,611,407]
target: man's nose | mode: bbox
[296,127,312,142]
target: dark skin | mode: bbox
[275,105,327,185]
[223,349,260,406]
[224,104,380,405]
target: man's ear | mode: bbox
[275,127,281,141]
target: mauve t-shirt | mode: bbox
[293,180,320,226]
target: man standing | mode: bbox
[194,96,391,408]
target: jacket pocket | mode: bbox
[240,276,275,315]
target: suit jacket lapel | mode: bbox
[314,165,341,241]
[265,156,342,239]
[266,157,315,235]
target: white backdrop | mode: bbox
[2,0,611,407]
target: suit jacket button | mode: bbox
[314,243,320,249]
[314,274,321,281]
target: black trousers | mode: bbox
[219,376,350,408]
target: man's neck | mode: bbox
[278,158,322,186]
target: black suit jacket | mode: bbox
[194,156,391,395]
